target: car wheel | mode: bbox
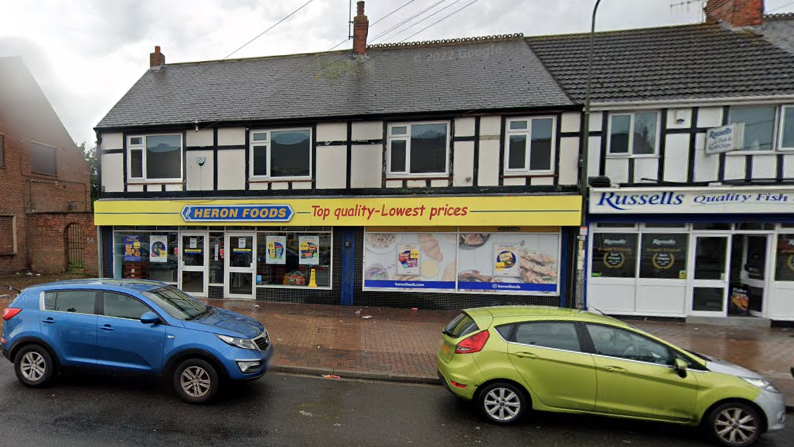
[173,358,219,404]
[706,402,762,447]
[478,382,527,425]
[14,345,55,388]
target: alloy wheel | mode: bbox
[714,406,758,446]
[483,386,521,422]
[180,365,211,398]
[20,351,47,382]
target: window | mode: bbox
[775,234,794,281]
[256,231,332,288]
[127,135,183,180]
[387,122,448,176]
[591,233,638,278]
[608,112,658,156]
[729,106,776,152]
[30,142,56,175]
[103,292,152,320]
[781,105,794,150]
[639,233,688,279]
[586,324,672,365]
[505,117,555,173]
[113,231,178,283]
[0,216,16,255]
[249,129,311,178]
[514,322,581,352]
[0,133,4,167]
[43,290,96,314]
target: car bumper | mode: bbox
[224,345,273,381]
[756,388,786,432]
[1,344,8,361]
[436,353,483,401]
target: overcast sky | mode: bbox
[1,0,793,147]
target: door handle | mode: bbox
[513,352,538,359]
[604,366,628,374]
[100,324,114,331]
[42,317,55,324]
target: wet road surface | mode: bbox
[0,361,791,447]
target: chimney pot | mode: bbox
[150,45,166,68]
[353,1,369,56]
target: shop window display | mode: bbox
[639,234,688,279]
[113,232,178,283]
[256,232,331,288]
[591,233,638,278]
[774,235,794,281]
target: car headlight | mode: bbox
[741,377,780,393]
[216,334,258,350]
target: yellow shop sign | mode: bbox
[94,195,581,227]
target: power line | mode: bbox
[768,1,794,13]
[369,0,448,43]
[370,0,419,27]
[384,0,465,42]
[399,0,480,43]
[223,0,315,60]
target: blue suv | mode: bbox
[1,279,273,403]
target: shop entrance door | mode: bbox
[225,233,256,299]
[688,235,731,316]
[179,232,208,297]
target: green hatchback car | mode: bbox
[436,306,786,447]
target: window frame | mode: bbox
[606,111,660,158]
[779,105,794,151]
[727,105,778,154]
[386,121,450,178]
[504,116,557,175]
[0,133,5,168]
[248,127,313,181]
[126,134,184,182]
[29,140,57,176]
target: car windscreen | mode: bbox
[142,286,208,320]
[443,313,479,338]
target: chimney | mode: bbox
[150,46,166,68]
[704,0,764,27]
[353,1,369,56]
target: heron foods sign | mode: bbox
[590,187,794,214]
[95,195,582,227]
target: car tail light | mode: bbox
[2,308,22,321]
[455,330,489,354]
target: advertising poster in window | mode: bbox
[457,233,559,293]
[591,234,637,278]
[299,235,319,265]
[123,235,141,261]
[363,232,456,290]
[265,235,286,265]
[149,235,168,263]
[775,235,794,281]
[640,234,687,279]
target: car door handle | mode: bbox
[513,352,538,359]
[100,324,114,331]
[42,317,55,324]
[604,366,628,374]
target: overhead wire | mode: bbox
[369,0,448,43]
[381,0,464,42]
[399,0,480,43]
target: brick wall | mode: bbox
[27,212,97,275]
[705,0,764,27]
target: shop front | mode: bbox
[588,187,794,322]
[95,195,581,308]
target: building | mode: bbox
[526,0,794,323]
[0,56,97,275]
[93,3,584,309]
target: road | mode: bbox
[0,360,790,447]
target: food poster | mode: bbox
[363,232,457,290]
[457,233,559,293]
[265,236,287,265]
[149,235,168,263]
[123,235,142,262]
[639,234,687,279]
[299,235,319,265]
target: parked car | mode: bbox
[1,279,273,403]
[437,306,785,447]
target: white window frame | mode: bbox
[126,134,183,182]
[386,121,450,177]
[504,116,557,175]
[606,111,660,158]
[727,105,778,154]
[778,105,794,151]
[248,128,313,180]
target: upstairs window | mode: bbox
[249,128,311,179]
[779,105,794,151]
[729,106,776,152]
[30,142,57,175]
[0,134,4,167]
[387,122,449,176]
[127,135,183,181]
[505,117,555,174]
[608,111,659,156]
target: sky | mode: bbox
[1,0,793,147]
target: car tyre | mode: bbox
[173,358,219,404]
[705,401,762,447]
[478,382,527,425]
[14,344,55,388]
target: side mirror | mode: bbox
[140,312,160,325]
[673,358,688,378]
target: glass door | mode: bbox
[179,232,208,297]
[225,233,256,299]
[688,235,731,316]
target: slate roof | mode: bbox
[526,23,794,103]
[96,36,573,129]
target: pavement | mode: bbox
[2,293,793,410]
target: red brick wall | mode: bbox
[705,0,764,27]
[27,213,98,275]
